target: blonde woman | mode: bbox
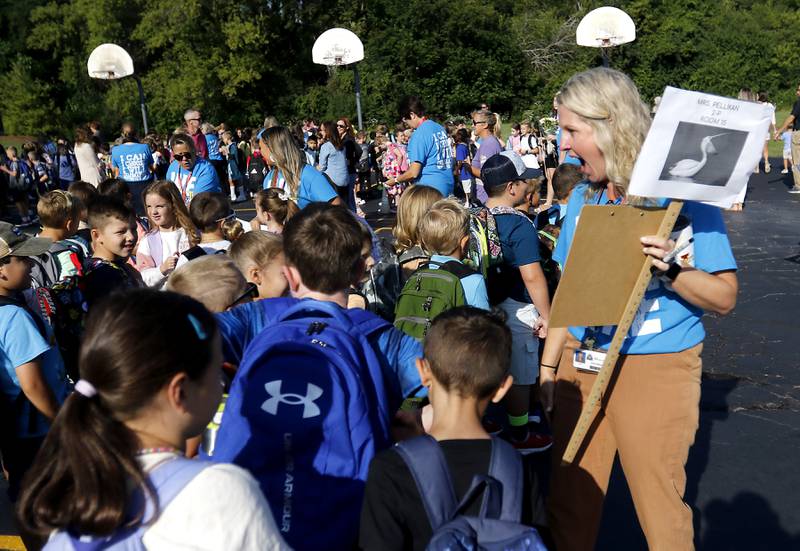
[257,126,341,209]
[540,67,738,551]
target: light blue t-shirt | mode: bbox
[429,254,490,310]
[553,183,737,354]
[318,142,349,187]
[781,131,792,152]
[555,127,582,167]
[111,142,154,182]
[206,133,223,161]
[407,119,454,196]
[166,157,222,205]
[297,165,338,209]
[0,304,69,438]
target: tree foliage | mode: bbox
[1,0,799,136]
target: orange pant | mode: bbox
[548,336,703,551]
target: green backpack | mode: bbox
[394,260,477,340]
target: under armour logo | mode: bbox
[262,380,323,419]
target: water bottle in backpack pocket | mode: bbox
[395,435,547,551]
[211,299,393,551]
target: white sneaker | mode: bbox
[765,163,771,173]
[788,188,800,194]
[782,169,789,174]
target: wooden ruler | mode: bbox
[562,201,684,464]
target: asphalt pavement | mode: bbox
[1,167,798,549]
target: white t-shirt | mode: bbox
[175,239,231,269]
[138,452,288,550]
[137,229,191,287]
[74,142,105,186]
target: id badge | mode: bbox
[573,347,607,374]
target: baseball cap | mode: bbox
[481,151,543,189]
[0,222,51,260]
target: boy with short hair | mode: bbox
[32,191,87,286]
[82,196,143,307]
[417,198,490,310]
[360,306,545,550]
[481,151,552,453]
[0,222,68,501]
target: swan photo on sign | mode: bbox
[629,86,773,207]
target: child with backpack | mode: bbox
[176,192,242,268]
[167,255,256,313]
[211,203,424,550]
[0,223,69,503]
[481,151,552,454]
[394,198,490,340]
[360,307,547,551]
[0,146,35,225]
[67,181,98,249]
[32,191,87,287]
[16,289,288,550]
[136,180,197,287]
[228,231,288,300]
[81,196,144,307]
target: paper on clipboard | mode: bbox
[629,86,773,208]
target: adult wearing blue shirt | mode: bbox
[165,133,221,206]
[385,96,454,197]
[540,68,738,551]
[258,126,342,209]
[203,123,227,186]
[481,151,551,456]
[111,124,155,215]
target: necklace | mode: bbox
[136,446,181,456]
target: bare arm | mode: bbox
[16,359,59,420]
[775,114,796,139]
[396,161,422,184]
[641,236,738,315]
[519,262,551,337]
[538,326,569,420]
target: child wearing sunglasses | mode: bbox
[176,192,243,269]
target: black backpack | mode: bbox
[247,154,267,192]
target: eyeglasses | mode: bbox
[226,282,258,310]
[472,120,487,125]
[215,212,237,223]
[173,153,192,161]
[336,123,347,129]
[187,118,201,123]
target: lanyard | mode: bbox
[176,167,194,203]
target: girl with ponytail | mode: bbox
[17,289,287,550]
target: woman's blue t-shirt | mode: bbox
[407,120,454,196]
[553,183,737,354]
[297,165,338,209]
[111,142,154,182]
[206,133,223,161]
[166,157,222,204]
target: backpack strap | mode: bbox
[438,260,478,280]
[0,295,48,338]
[181,245,207,262]
[346,306,392,337]
[486,436,524,522]
[141,457,212,522]
[394,435,458,530]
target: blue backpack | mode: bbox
[395,435,547,551]
[212,299,393,551]
[43,457,211,550]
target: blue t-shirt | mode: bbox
[492,212,542,303]
[553,183,738,354]
[111,142,154,182]
[166,157,221,205]
[407,120,454,196]
[56,152,78,181]
[297,165,338,209]
[555,127,582,167]
[455,143,471,180]
[0,304,69,438]
[215,297,423,409]
[206,133,223,161]
[430,254,489,310]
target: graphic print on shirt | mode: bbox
[433,130,453,170]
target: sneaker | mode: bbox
[511,432,553,454]
[789,188,800,194]
[528,413,542,425]
[356,198,366,205]
[765,163,771,173]
[482,419,503,435]
[782,169,789,174]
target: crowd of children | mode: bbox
[0,75,739,551]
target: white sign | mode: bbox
[629,86,773,207]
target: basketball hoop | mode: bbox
[312,28,365,129]
[87,43,149,134]
[576,7,636,66]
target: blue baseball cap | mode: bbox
[481,151,542,189]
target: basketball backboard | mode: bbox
[312,28,364,66]
[87,43,134,80]
[576,7,636,48]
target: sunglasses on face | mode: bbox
[472,120,487,125]
[226,282,258,310]
[187,118,201,123]
[336,123,347,129]
[174,153,192,161]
